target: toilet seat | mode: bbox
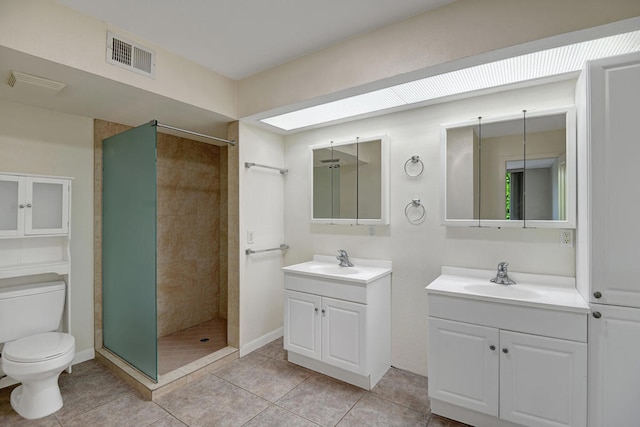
[3,332,75,363]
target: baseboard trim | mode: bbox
[240,327,283,357]
[72,348,95,365]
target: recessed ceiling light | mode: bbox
[260,30,640,131]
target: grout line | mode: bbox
[368,391,431,415]
[334,391,367,425]
[270,403,324,426]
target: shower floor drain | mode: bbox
[200,338,210,343]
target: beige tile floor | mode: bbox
[0,337,469,426]
[158,318,228,375]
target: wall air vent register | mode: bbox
[106,31,156,79]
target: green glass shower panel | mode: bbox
[102,123,157,381]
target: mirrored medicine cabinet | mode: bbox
[310,136,389,225]
[441,107,576,228]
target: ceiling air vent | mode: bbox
[106,31,156,79]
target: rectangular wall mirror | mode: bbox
[441,107,576,228]
[310,136,389,225]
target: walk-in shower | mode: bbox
[99,120,236,383]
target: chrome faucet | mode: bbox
[491,262,516,285]
[336,249,354,267]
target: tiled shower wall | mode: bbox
[94,119,231,344]
[156,135,222,336]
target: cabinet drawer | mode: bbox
[285,273,368,304]
[428,294,587,342]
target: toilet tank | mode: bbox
[0,281,66,344]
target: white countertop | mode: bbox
[426,266,589,313]
[283,255,392,284]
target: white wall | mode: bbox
[0,0,236,119]
[238,123,286,354]
[239,0,640,117]
[283,80,577,375]
[0,100,94,357]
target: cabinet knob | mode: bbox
[314,308,318,313]
[26,203,32,208]
[489,345,496,351]
[19,204,25,208]
[321,309,325,315]
[502,348,509,354]
[593,291,602,299]
[593,311,602,319]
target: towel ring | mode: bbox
[404,155,424,177]
[405,199,426,224]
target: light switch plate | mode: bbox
[247,230,255,244]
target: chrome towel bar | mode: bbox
[244,162,288,175]
[245,244,289,255]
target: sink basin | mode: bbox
[426,267,590,312]
[307,264,361,275]
[463,283,541,299]
[282,255,392,284]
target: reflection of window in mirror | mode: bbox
[479,115,566,221]
[505,156,566,220]
[442,108,575,228]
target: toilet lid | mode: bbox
[3,332,75,363]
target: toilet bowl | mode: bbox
[1,332,75,420]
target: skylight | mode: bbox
[260,31,640,131]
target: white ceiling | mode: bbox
[54,0,455,80]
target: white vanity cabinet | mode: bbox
[429,315,587,427]
[427,268,589,427]
[283,255,391,390]
[284,290,367,374]
[0,174,70,237]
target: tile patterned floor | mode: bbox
[0,337,470,426]
[158,318,227,375]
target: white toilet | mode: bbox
[0,281,75,420]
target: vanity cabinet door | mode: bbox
[321,297,367,375]
[589,304,640,427]
[428,317,499,416]
[284,290,322,361]
[500,330,587,427]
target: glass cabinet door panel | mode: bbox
[0,175,21,236]
[25,178,69,235]
[31,182,64,230]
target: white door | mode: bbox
[322,296,367,375]
[589,304,640,427]
[500,330,587,427]
[428,317,499,417]
[588,53,640,307]
[24,177,69,235]
[284,290,321,360]
[0,174,25,237]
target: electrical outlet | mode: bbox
[559,230,573,247]
[247,230,255,244]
